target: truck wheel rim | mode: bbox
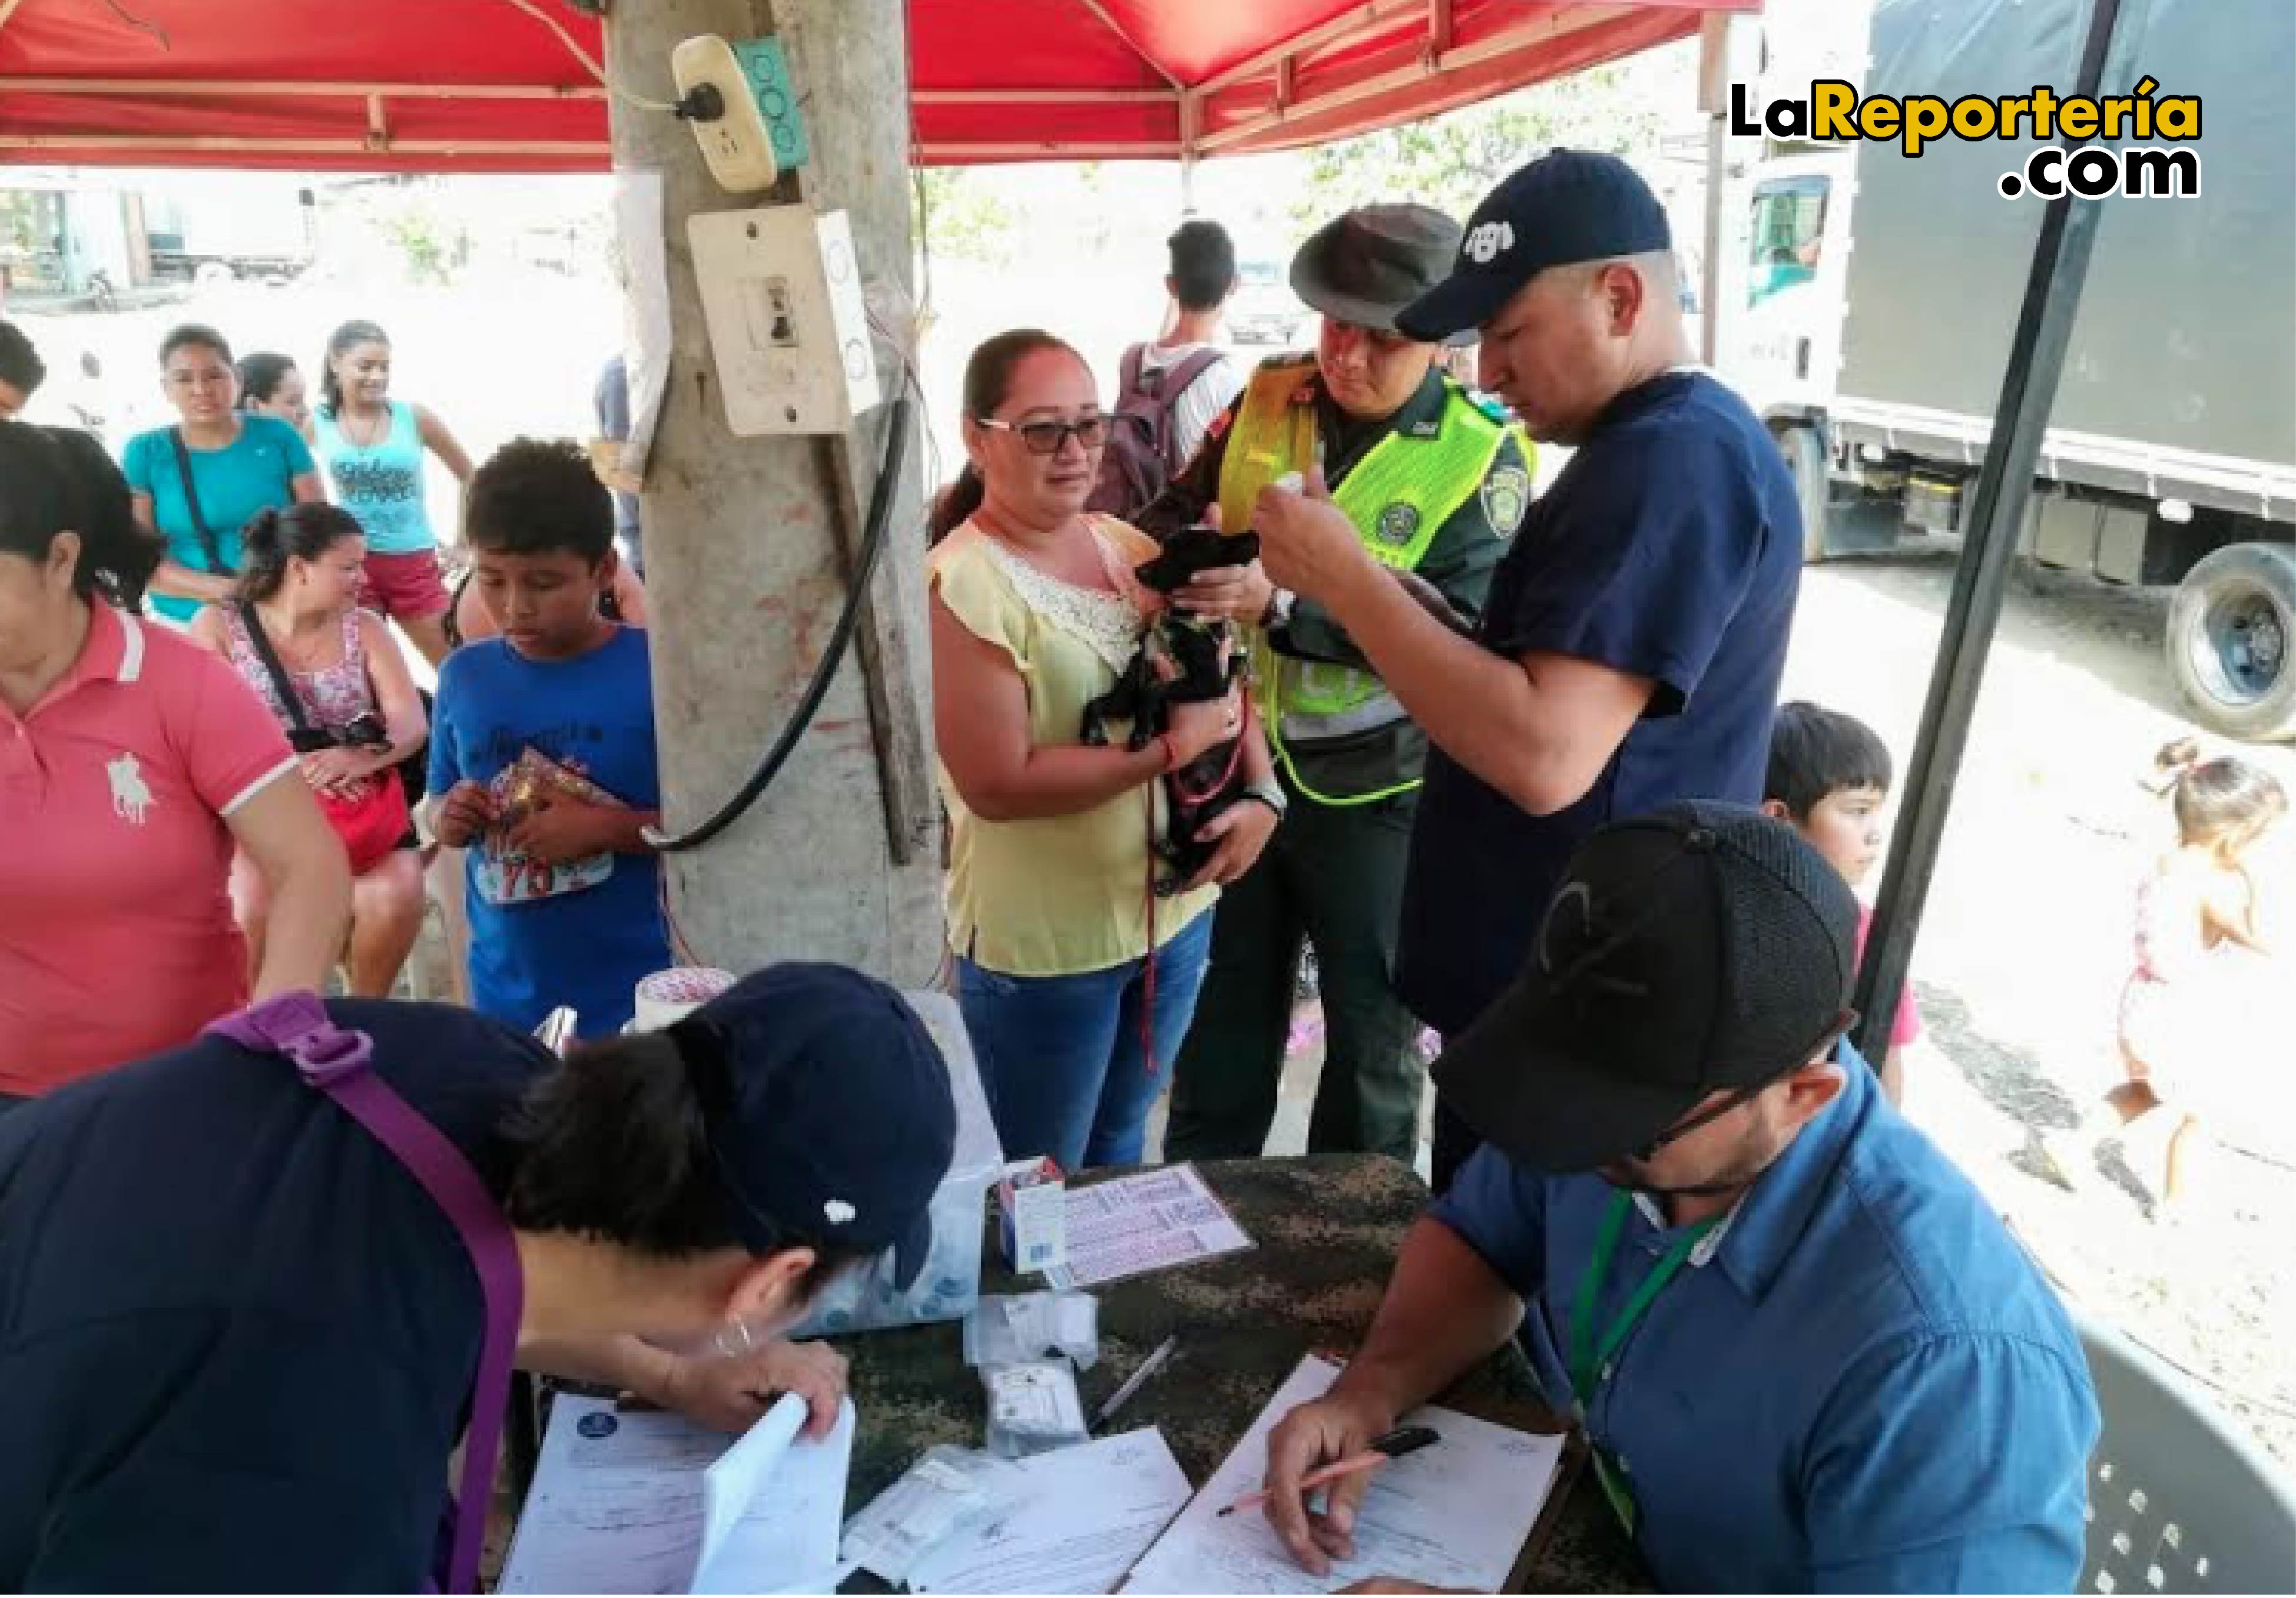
[2197,588,2287,706]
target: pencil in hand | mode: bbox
[1217,1425,1440,1517]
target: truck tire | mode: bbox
[1775,422,1830,564]
[2167,541,2296,742]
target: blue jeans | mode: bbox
[957,909,1214,1172]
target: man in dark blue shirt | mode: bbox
[1259,806,2099,1592]
[1253,151,1803,1188]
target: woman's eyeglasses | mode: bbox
[975,415,1108,455]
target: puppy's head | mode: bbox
[1135,524,1263,595]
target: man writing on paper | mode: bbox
[1248,153,1803,1191]
[1263,805,2100,1593]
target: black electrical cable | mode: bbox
[645,393,913,853]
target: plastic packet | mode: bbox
[981,1359,1090,1458]
[962,1291,1100,1372]
[841,1444,1020,1586]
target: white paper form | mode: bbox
[695,1396,854,1593]
[499,1392,854,1596]
[1122,1355,1563,1595]
[904,1428,1194,1595]
[1043,1163,1254,1289]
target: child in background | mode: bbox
[425,438,669,1037]
[2053,738,2285,1213]
[1763,701,1921,1102]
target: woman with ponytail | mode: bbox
[187,502,429,997]
[0,419,350,1106]
[312,319,473,666]
[930,329,1274,1172]
[0,962,956,1589]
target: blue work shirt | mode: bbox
[0,1000,546,1589]
[428,626,670,1035]
[1396,370,1803,1037]
[1432,1051,2099,1593]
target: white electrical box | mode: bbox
[687,206,882,437]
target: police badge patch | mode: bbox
[1376,502,1421,547]
[1479,466,1530,537]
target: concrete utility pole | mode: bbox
[604,0,943,984]
[1697,11,1757,370]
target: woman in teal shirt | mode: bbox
[123,325,324,626]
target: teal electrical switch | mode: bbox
[730,37,809,173]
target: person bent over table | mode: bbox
[1261,803,2098,1593]
[0,965,953,1590]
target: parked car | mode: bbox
[1228,258,1308,346]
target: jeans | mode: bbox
[957,909,1215,1172]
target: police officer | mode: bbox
[1139,204,1532,1163]
[1251,153,1806,1193]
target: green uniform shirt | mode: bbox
[1138,359,1527,799]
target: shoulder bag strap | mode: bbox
[170,427,231,576]
[235,601,319,736]
[1158,349,1228,470]
[204,993,521,1597]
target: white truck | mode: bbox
[1731,0,2296,739]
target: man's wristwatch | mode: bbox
[1260,587,1297,630]
[1241,781,1288,821]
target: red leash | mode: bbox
[1138,693,1254,1076]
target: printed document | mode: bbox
[500,1391,854,1594]
[1122,1355,1562,1594]
[904,1427,1193,1594]
[1043,1163,1253,1289]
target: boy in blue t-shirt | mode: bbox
[427,438,670,1036]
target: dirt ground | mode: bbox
[1787,549,2296,1467]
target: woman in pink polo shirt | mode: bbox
[0,422,350,1106]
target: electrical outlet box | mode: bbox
[688,206,882,436]
[670,34,780,194]
[729,37,809,173]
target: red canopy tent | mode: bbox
[0,0,1751,173]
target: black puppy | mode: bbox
[1081,524,1262,895]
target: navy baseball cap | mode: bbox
[1396,149,1673,343]
[1432,803,1858,1173]
[672,963,956,1288]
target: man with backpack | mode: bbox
[1137,203,1530,1166]
[1091,219,1245,518]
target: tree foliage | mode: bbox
[1288,47,1693,230]
[914,167,1019,264]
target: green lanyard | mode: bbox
[1567,1190,1719,1410]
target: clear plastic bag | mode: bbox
[980,1359,1091,1458]
[841,1444,1021,1586]
[962,1291,1100,1372]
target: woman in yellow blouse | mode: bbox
[929,330,1278,1170]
